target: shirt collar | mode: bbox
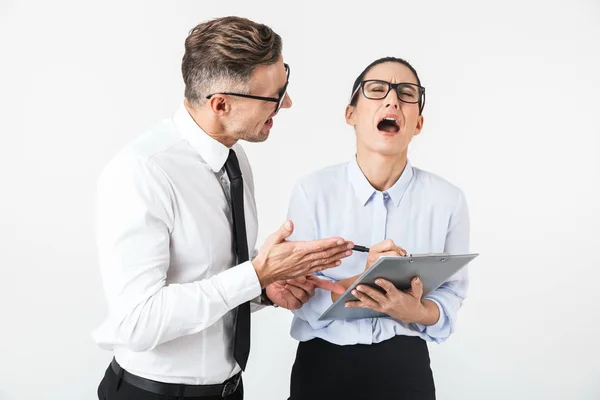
[347,155,414,207]
[173,103,230,173]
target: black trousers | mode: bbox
[97,363,243,400]
[289,335,436,400]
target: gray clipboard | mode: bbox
[318,253,478,321]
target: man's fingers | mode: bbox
[308,245,353,266]
[284,295,302,310]
[274,286,302,309]
[287,301,302,310]
[286,277,310,289]
[285,284,310,303]
[265,220,294,247]
[298,238,353,259]
[291,276,307,284]
[308,260,344,275]
[306,276,346,294]
[277,220,294,241]
[286,278,315,298]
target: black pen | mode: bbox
[352,245,370,252]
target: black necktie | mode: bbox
[224,149,251,371]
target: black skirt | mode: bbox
[289,335,435,400]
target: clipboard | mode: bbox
[318,253,478,321]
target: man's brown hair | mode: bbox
[182,16,283,104]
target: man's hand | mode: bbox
[265,276,346,309]
[345,276,440,325]
[252,220,353,287]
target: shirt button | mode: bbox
[383,193,389,199]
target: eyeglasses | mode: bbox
[206,63,290,113]
[351,80,426,113]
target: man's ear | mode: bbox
[208,95,231,116]
[345,105,356,126]
[413,114,424,137]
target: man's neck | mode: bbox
[184,100,237,148]
[356,148,408,192]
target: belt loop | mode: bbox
[178,384,185,400]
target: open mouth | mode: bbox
[377,117,400,133]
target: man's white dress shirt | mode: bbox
[92,104,263,385]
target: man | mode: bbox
[93,16,353,400]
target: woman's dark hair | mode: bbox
[349,57,424,114]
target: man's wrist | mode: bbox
[260,288,277,307]
[251,256,269,288]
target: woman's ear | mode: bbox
[345,105,356,126]
[413,114,424,136]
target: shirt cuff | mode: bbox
[250,296,267,312]
[414,298,447,333]
[212,261,262,309]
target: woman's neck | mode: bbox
[356,147,408,192]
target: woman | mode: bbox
[285,57,470,399]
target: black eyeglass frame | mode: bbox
[350,80,426,114]
[206,63,290,113]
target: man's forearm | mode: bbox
[105,261,261,352]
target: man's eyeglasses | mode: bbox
[206,63,290,113]
[351,80,426,113]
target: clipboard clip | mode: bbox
[408,253,450,262]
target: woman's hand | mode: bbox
[331,239,407,302]
[364,239,407,270]
[345,277,440,325]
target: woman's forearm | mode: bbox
[331,274,362,302]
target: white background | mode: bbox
[1,0,599,399]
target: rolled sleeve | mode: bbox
[413,297,449,343]
[413,188,471,343]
